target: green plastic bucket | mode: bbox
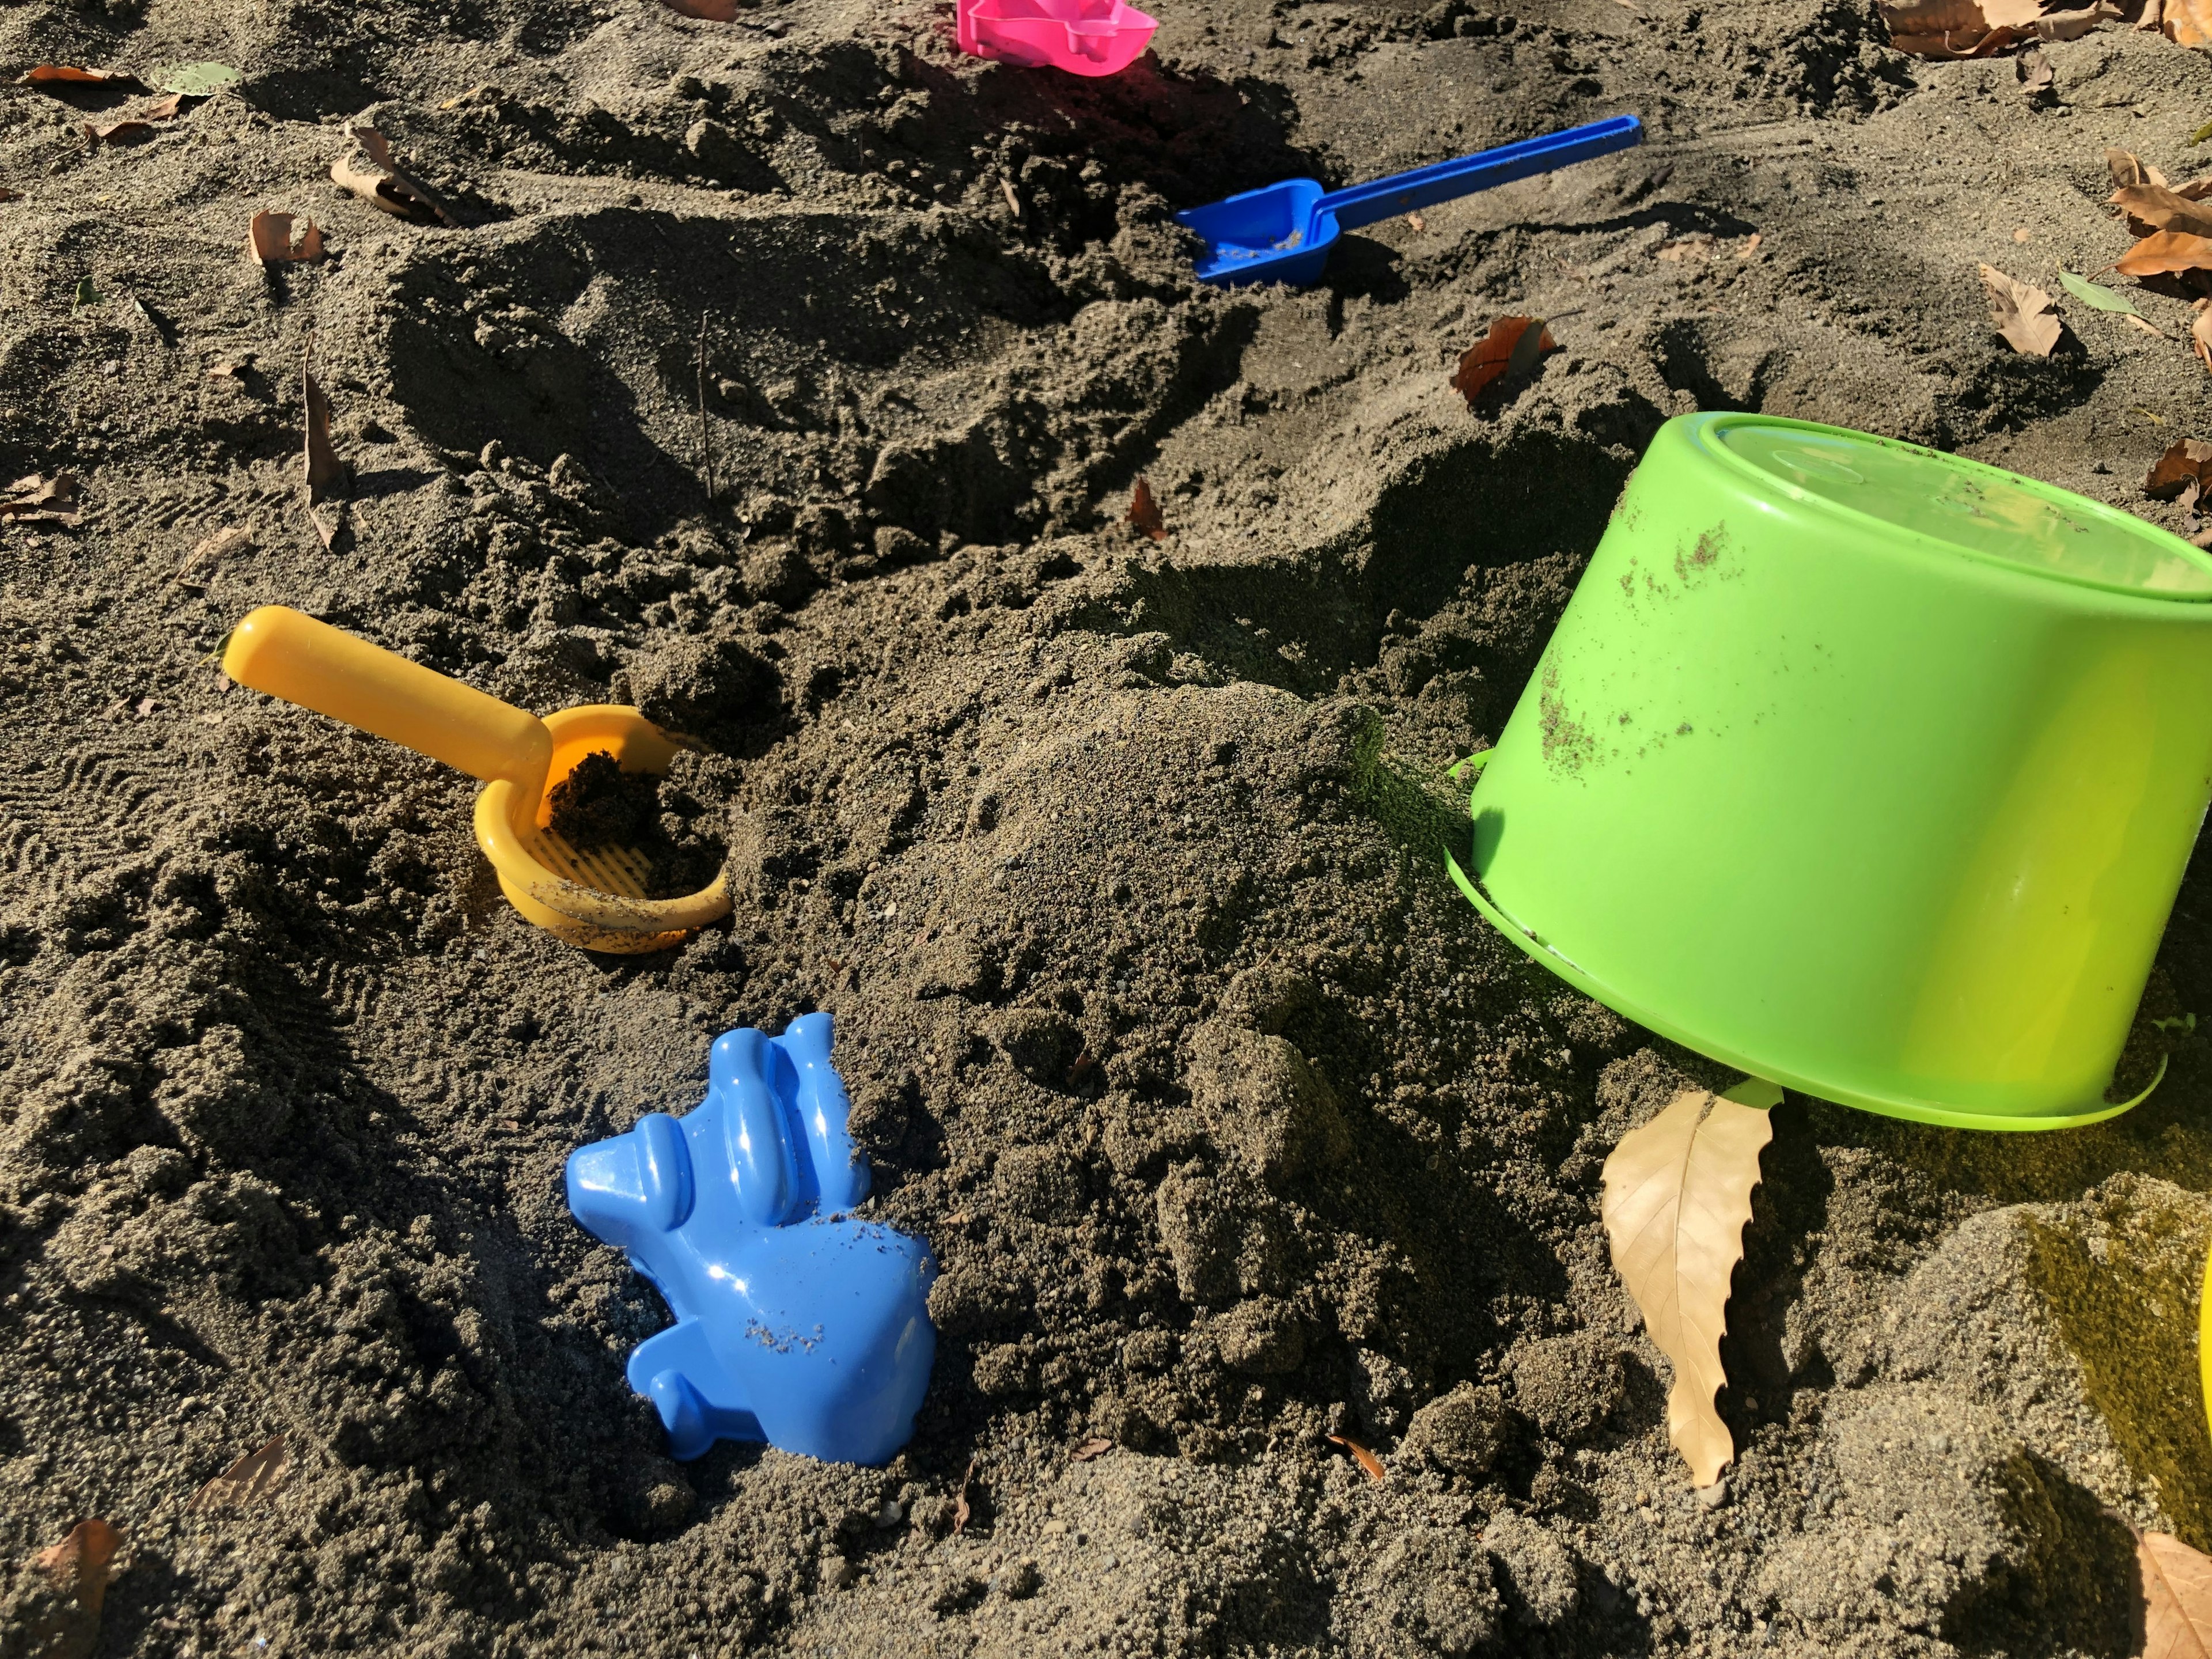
[1450,412,2212,1130]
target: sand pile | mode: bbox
[7,0,2212,1652]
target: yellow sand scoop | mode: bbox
[222,605,730,953]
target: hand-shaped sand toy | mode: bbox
[566,1014,936,1465]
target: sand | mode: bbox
[7,0,2212,1652]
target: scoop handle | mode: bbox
[222,605,552,804]
[1316,114,1643,233]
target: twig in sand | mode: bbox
[999,176,1022,219]
[696,311,715,503]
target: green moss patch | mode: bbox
[2021,1173,2212,1550]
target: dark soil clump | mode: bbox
[9,0,2212,1653]
[546,750,659,853]
[546,749,728,899]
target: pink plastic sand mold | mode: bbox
[956,0,1158,76]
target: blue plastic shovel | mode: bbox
[1177,113,1643,287]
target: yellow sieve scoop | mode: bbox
[222,605,731,953]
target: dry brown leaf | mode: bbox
[1740,231,1763,257]
[1451,316,1557,404]
[1882,0,2115,53]
[1128,476,1166,541]
[2027,0,2118,32]
[2,472,82,524]
[30,1517,122,1657]
[2146,438,2212,499]
[1656,233,1717,262]
[2139,1531,2212,1657]
[660,0,745,17]
[331,153,430,222]
[304,368,343,502]
[1327,1434,1387,1483]
[20,65,138,88]
[2117,230,2212,276]
[1070,1437,1112,1462]
[331,126,461,225]
[306,505,338,550]
[951,1456,978,1536]
[2110,147,2171,190]
[1978,263,2064,355]
[34,1519,119,1605]
[82,119,157,145]
[1600,1078,1778,1486]
[2111,184,2212,239]
[142,92,186,119]
[1883,0,2039,32]
[2194,303,2212,372]
[2176,177,2212,202]
[2125,312,2173,339]
[2138,0,2164,26]
[2018,44,2054,88]
[190,1433,290,1509]
[2166,0,2212,42]
[247,210,325,263]
[1406,210,1426,230]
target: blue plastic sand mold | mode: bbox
[1176,113,1644,287]
[566,1013,937,1467]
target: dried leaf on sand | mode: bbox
[28,1518,122,1659]
[248,210,325,264]
[2138,1530,2212,1655]
[2116,231,2212,276]
[2,473,82,524]
[1070,1437,1112,1462]
[330,126,461,225]
[2163,0,2212,43]
[1880,0,2115,57]
[304,368,343,501]
[2194,301,2212,371]
[1600,1078,1778,1486]
[2112,184,2212,239]
[1128,476,1166,540]
[1328,1434,1387,1483]
[1450,316,1557,404]
[190,1432,290,1509]
[82,119,157,145]
[2110,147,2170,189]
[2146,438,2212,499]
[660,0,746,17]
[1978,264,2064,355]
[952,1456,978,1535]
[19,65,139,88]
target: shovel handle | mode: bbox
[1316,114,1643,233]
[222,605,552,806]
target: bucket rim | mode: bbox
[1675,410,2212,608]
[1446,752,2164,1132]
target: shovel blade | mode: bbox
[1178,179,1334,287]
